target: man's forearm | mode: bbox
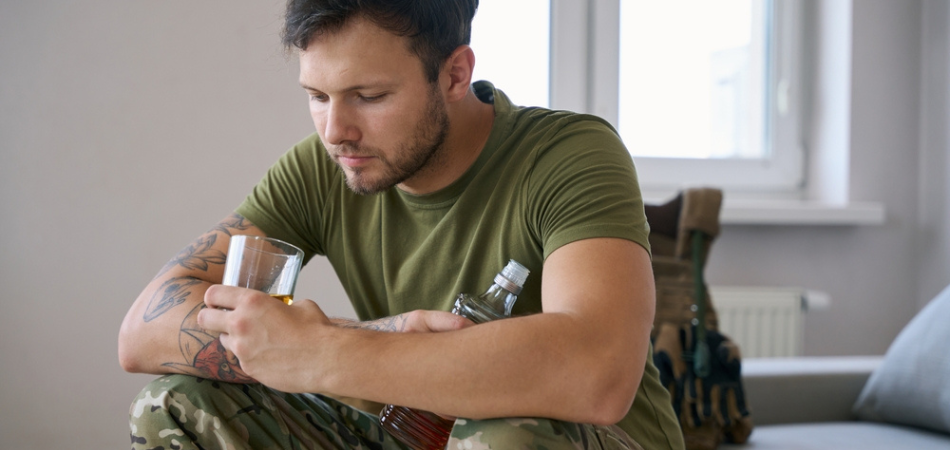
[157,296,255,383]
[332,315,412,332]
[121,274,255,383]
[119,213,259,383]
[312,238,654,426]
[313,310,645,425]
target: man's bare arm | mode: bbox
[332,312,471,333]
[118,213,263,382]
[332,316,410,332]
[199,237,654,425]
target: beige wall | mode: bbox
[0,0,947,448]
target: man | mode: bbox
[119,0,684,448]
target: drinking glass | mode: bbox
[222,235,303,305]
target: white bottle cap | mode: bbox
[495,259,530,294]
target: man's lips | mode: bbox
[336,154,374,168]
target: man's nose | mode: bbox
[322,101,359,145]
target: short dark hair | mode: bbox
[282,0,479,83]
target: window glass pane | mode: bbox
[471,0,550,107]
[618,0,767,159]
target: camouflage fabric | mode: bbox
[449,418,643,450]
[130,375,644,450]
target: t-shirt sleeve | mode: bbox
[234,133,333,264]
[525,118,651,260]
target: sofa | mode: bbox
[720,283,950,450]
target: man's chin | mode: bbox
[340,163,413,195]
[344,174,389,196]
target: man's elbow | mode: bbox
[117,321,148,373]
[578,362,642,426]
[118,348,141,373]
[589,380,639,425]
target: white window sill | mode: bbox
[719,199,886,226]
[643,190,886,227]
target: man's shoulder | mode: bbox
[505,107,629,165]
[480,82,621,151]
[506,107,621,149]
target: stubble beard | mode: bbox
[333,87,450,196]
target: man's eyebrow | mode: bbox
[299,81,393,93]
[299,82,320,92]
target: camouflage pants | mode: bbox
[129,375,644,450]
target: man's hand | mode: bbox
[198,285,474,393]
[198,285,331,391]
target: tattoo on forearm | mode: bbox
[143,276,202,322]
[340,314,409,332]
[148,212,256,382]
[163,340,253,383]
[212,213,253,237]
[161,303,254,383]
[154,214,251,279]
[156,234,227,278]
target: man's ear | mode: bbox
[442,45,475,103]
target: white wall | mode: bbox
[706,0,949,358]
[0,0,947,448]
[918,0,950,308]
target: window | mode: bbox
[619,0,766,160]
[470,0,550,108]
[471,0,805,196]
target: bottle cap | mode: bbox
[495,259,530,294]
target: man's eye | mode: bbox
[359,93,385,102]
[309,93,327,102]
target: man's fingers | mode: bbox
[204,284,245,310]
[421,310,474,332]
[218,332,232,350]
[197,306,229,333]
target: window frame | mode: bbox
[548,0,806,198]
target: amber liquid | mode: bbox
[379,265,525,450]
[378,294,487,449]
[378,404,454,450]
[270,294,294,305]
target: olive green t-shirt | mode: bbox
[237,81,684,449]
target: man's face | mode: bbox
[299,17,450,195]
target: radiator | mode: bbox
[709,286,825,358]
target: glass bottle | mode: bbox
[378,260,530,450]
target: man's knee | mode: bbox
[448,418,644,450]
[448,417,587,449]
[130,375,259,449]
[130,375,225,419]
[131,374,261,419]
